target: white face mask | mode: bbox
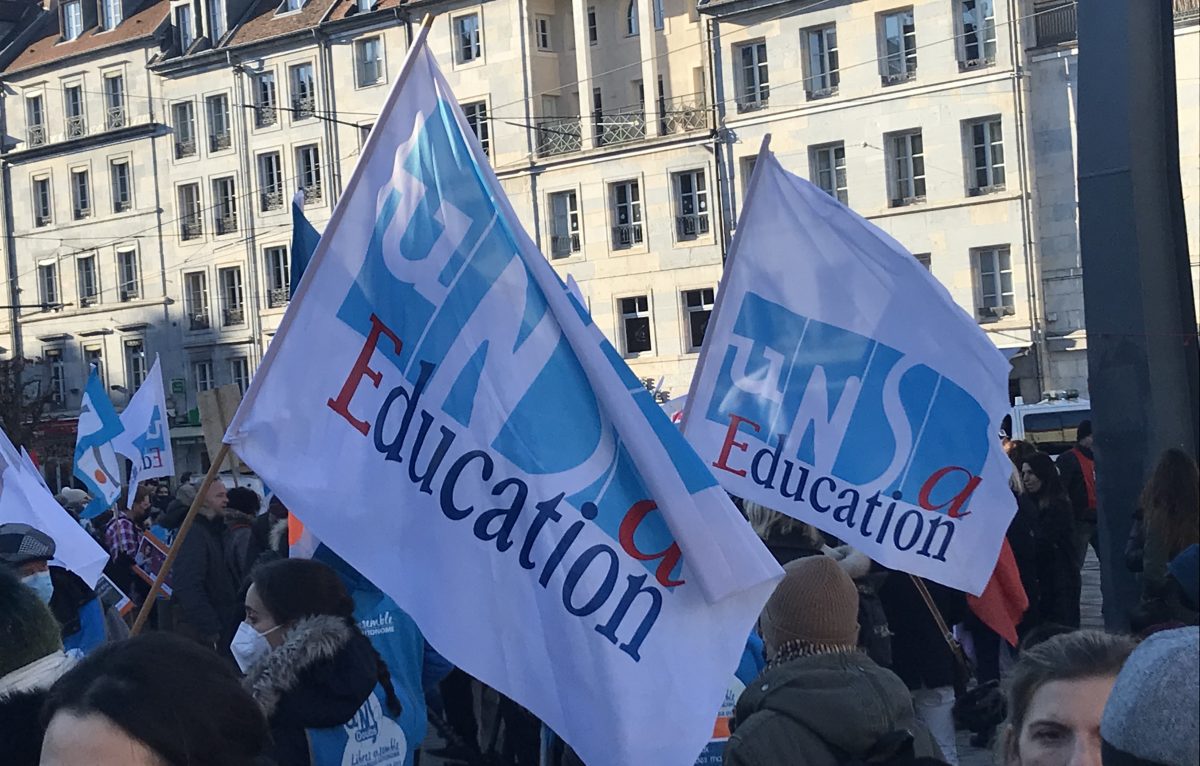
[22,570,54,604]
[230,621,281,674]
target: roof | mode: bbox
[3,0,169,75]
[225,0,342,47]
[324,0,403,24]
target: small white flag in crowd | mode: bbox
[683,146,1015,596]
[114,356,176,508]
[225,27,780,766]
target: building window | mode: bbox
[960,0,996,68]
[355,37,384,86]
[101,0,122,30]
[25,95,46,147]
[265,246,290,307]
[65,85,86,138]
[172,102,197,158]
[673,169,710,240]
[357,0,373,11]
[206,93,231,151]
[804,25,839,99]
[914,252,932,269]
[176,5,195,51]
[254,72,278,127]
[592,88,604,143]
[46,349,66,406]
[179,183,202,240]
[71,169,91,220]
[290,63,316,119]
[967,118,1005,193]
[104,74,126,129]
[230,357,250,395]
[281,0,304,11]
[358,123,374,148]
[213,177,238,235]
[209,0,227,39]
[888,131,926,206]
[811,142,848,204]
[619,296,652,355]
[455,14,482,64]
[296,144,323,205]
[535,15,552,50]
[548,191,580,258]
[125,340,147,390]
[462,101,490,156]
[653,0,664,30]
[194,360,214,391]
[77,254,100,307]
[110,159,132,212]
[258,152,284,211]
[84,348,105,387]
[736,42,769,112]
[219,266,245,326]
[33,177,52,227]
[880,9,918,84]
[610,180,643,249]
[975,246,1014,316]
[184,271,210,329]
[587,6,597,44]
[62,0,83,40]
[740,155,758,197]
[625,0,639,35]
[118,250,140,301]
[38,263,59,307]
[682,288,715,351]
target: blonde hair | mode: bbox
[744,501,821,546]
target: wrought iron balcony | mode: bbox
[889,194,926,208]
[181,218,203,240]
[1033,1,1076,46]
[27,124,47,147]
[106,105,127,130]
[35,213,51,227]
[79,294,99,308]
[676,214,710,240]
[114,198,132,213]
[805,82,839,101]
[66,115,86,139]
[968,183,1006,197]
[175,138,197,159]
[660,95,709,135]
[216,213,238,235]
[735,92,769,113]
[958,56,994,72]
[255,105,278,128]
[536,117,582,157]
[209,132,232,152]
[550,233,580,258]
[598,107,646,146]
[261,190,284,211]
[611,223,643,249]
[301,183,323,205]
[267,287,290,308]
[189,312,211,330]
[881,69,917,86]
[120,283,140,302]
[223,307,246,326]
[1179,0,1200,23]
[292,95,316,119]
[73,205,91,220]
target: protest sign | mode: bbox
[683,146,1015,596]
[198,384,244,478]
[114,356,175,507]
[131,530,173,597]
[74,366,124,518]
[225,24,780,766]
[95,573,134,617]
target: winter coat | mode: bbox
[1007,492,1042,632]
[1030,491,1080,628]
[171,514,240,648]
[1055,446,1095,523]
[879,575,967,691]
[244,614,381,766]
[724,650,940,766]
[48,566,109,655]
[160,485,198,531]
[224,511,259,588]
[763,527,824,566]
[0,651,76,766]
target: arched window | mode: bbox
[626,0,639,36]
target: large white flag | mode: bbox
[683,148,1015,595]
[225,31,780,766]
[114,356,175,507]
[74,366,124,518]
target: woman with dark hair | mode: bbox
[39,632,268,766]
[237,558,408,766]
[1133,448,1199,624]
[1022,452,1080,628]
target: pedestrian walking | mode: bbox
[1022,452,1081,628]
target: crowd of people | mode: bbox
[0,425,1197,766]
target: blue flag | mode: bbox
[74,367,125,518]
[290,190,321,297]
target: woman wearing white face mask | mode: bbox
[236,559,406,766]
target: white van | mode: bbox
[1008,391,1092,456]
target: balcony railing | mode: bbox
[1177,0,1200,23]
[804,80,838,101]
[881,68,917,86]
[79,294,99,308]
[968,183,1006,197]
[301,183,323,205]
[598,106,646,147]
[676,214,710,240]
[223,307,245,326]
[660,94,709,135]
[735,91,769,113]
[189,312,211,330]
[255,105,278,127]
[216,213,238,235]
[181,218,203,240]
[261,190,284,211]
[890,194,927,208]
[536,117,582,157]
[120,283,140,302]
[66,115,86,139]
[175,138,197,159]
[959,56,994,72]
[114,198,132,213]
[267,287,290,308]
[612,223,643,248]
[35,213,51,227]
[73,205,91,220]
[210,132,232,152]
[27,124,47,147]
[1034,2,1077,46]
[106,105,127,130]
[550,233,580,258]
[292,95,316,119]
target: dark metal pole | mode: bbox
[1077,0,1200,630]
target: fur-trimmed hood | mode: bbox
[243,614,357,717]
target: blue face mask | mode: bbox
[22,570,54,604]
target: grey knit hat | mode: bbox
[0,567,64,679]
[1101,627,1199,766]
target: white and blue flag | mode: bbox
[114,356,175,508]
[225,29,781,766]
[683,147,1015,595]
[74,366,124,519]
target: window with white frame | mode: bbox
[357,0,373,11]
[673,169,710,240]
[176,4,195,52]
[62,0,83,41]
[967,117,1005,193]
[804,25,839,99]
[960,0,996,67]
[355,37,384,86]
[255,72,278,127]
[682,287,715,351]
[880,9,917,84]
[289,63,316,119]
[548,190,580,258]
[455,14,482,64]
[110,159,132,212]
[358,122,374,148]
[281,0,304,12]
[71,169,91,220]
[975,246,1014,315]
[587,6,597,44]
[25,95,46,147]
[740,155,758,197]
[103,74,126,129]
[172,101,197,158]
[38,263,59,307]
[888,130,926,206]
[179,183,202,239]
[101,0,122,30]
[230,357,250,395]
[194,359,214,391]
[811,142,848,204]
[45,348,66,406]
[33,177,52,227]
[206,93,232,151]
[84,347,105,387]
[184,271,210,329]
[625,0,638,35]
[653,0,664,30]
[65,85,86,137]
[610,180,643,249]
[258,152,284,211]
[265,246,290,307]
[125,340,147,389]
[619,295,652,354]
[212,176,237,235]
[118,249,140,301]
[462,101,490,156]
[296,144,322,204]
[209,0,227,39]
[219,266,245,326]
[736,42,769,111]
[535,15,552,50]
[77,254,100,307]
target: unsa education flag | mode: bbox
[224,29,781,766]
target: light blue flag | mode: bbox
[74,367,125,518]
[290,190,321,298]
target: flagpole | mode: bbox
[130,443,231,635]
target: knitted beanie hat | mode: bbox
[1101,626,1199,766]
[759,555,859,654]
[0,567,64,680]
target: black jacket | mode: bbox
[171,514,240,646]
[0,688,48,766]
[879,575,967,691]
[1056,446,1095,523]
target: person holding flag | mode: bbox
[73,366,124,521]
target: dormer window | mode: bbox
[176,4,195,51]
[62,0,84,40]
[100,0,122,30]
[280,0,303,13]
